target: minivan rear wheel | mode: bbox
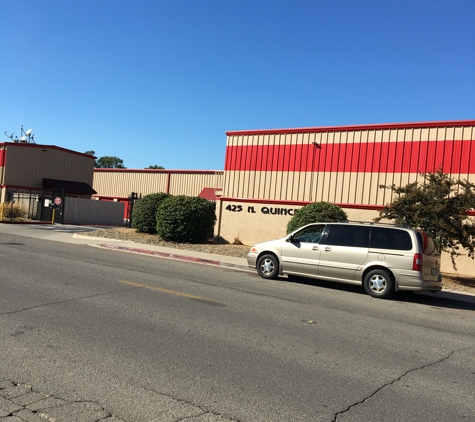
[364,269,394,299]
[257,254,279,279]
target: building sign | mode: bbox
[226,204,298,216]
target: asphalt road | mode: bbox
[0,230,474,421]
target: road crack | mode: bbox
[331,348,468,422]
[0,287,137,315]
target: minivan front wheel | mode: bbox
[364,269,394,299]
[256,254,279,279]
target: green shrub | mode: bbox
[156,195,216,243]
[287,202,347,233]
[132,192,170,234]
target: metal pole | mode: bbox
[61,188,65,224]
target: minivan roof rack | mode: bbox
[337,220,411,228]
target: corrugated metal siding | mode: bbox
[93,171,169,196]
[167,172,224,196]
[223,123,475,206]
[64,197,124,225]
[93,170,224,198]
[3,144,94,188]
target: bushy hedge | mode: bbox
[156,195,216,243]
[132,192,170,234]
[286,202,347,233]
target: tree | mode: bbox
[287,202,347,234]
[95,156,126,169]
[146,165,165,169]
[376,169,475,270]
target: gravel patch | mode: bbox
[79,228,250,258]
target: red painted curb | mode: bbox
[0,220,51,225]
[99,244,222,266]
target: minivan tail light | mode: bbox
[413,253,423,271]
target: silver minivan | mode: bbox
[247,221,443,298]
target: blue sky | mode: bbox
[1,0,474,170]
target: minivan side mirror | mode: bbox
[286,235,294,243]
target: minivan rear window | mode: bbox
[370,227,412,251]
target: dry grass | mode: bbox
[1,202,28,219]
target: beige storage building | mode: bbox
[92,169,224,220]
[0,142,95,200]
[0,142,97,221]
[216,120,475,274]
[93,169,224,198]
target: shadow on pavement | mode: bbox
[281,275,475,311]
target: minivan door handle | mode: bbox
[312,246,319,250]
[324,247,331,252]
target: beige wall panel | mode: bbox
[260,169,273,200]
[462,126,473,140]
[173,173,218,196]
[93,171,223,198]
[217,200,302,245]
[273,169,285,200]
[241,169,252,199]
[301,170,314,202]
[222,169,235,198]
[4,146,94,188]
[93,172,167,197]
[223,170,232,197]
[356,171,372,206]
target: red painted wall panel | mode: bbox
[224,140,475,174]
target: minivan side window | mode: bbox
[370,227,412,250]
[292,225,325,243]
[325,225,370,247]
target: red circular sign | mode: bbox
[54,197,62,205]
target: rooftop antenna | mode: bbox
[20,125,35,143]
[4,131,18,142]
[3,125,36,143]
